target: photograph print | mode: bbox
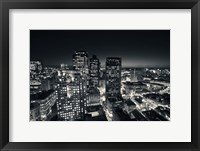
[30,30,170,121]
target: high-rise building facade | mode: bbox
[30,89,57,121]
[131,69,138,82]
[65,73,87,120]
[56,70,68,120]
[89,55,100,88]
[72,51,89,77]
[106,57,122,99]
[87,87,100,107]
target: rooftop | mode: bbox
[123,81,145,86]
[30,89,55,100]
[113,107,132,121]
[124,99,136,106]
[131,109,147,121]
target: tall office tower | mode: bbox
[89,55,100,88]
[56,70,68,121]
[106,57,122,100]
[87,87,100,107]
[72,51,89,77]
[65,73,87,120]
[131,69,138,82]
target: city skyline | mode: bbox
[30,30,170,121]
[30,30,170,67]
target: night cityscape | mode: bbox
[30,30,170,121]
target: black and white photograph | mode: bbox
[30,30,170,121]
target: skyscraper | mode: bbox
[70,73,87,120]
[72,51,89,77]
[56,69,88,121]
[131,69,138,82]
[106,57,122,100]
[89,55,100,88]
[56,70,68,120]
[87,87,100,107]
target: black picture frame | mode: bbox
[0,0,199,151]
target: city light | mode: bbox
[30,52,170,121]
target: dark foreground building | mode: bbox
[105,57,122,99]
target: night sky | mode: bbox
[30,30,170,68]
